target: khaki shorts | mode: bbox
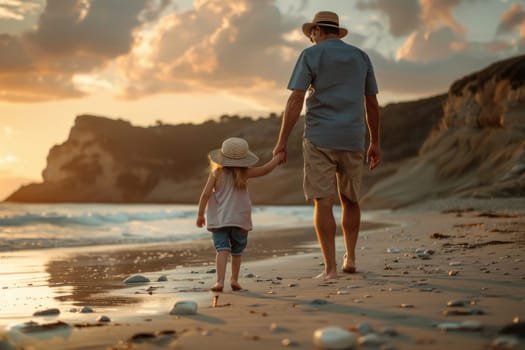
[303,138,364,202]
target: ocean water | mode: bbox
[0,203,339,251]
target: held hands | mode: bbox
[367,143,381,170]
[273,151,285,164]
[272,143,287,164]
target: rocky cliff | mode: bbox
[362,55,525,208]
[10,51,521,208]
[5,89,445,205]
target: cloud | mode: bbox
[420,0,465,34]
[0,0,41,20]
[118,0,305,108]
[0,0,164,102]
[356,0,420,37]
[497,2,525,35]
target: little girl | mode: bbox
[196,137,284,292]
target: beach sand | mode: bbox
[1,204,524,349]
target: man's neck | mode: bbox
[317,34,339,43]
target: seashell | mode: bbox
[170,300,198,315]
[313,327,356,350]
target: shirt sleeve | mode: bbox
[364,53,379,96]
[287,50,312,91]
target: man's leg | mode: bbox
[313,196,338,279]
[339,193,360,272]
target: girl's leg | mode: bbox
[213,250,229,291]
[230,255,242,290]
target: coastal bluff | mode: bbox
[6,55,524,206]
[363,54,525,208]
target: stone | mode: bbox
[244,273,255,278]
[157,275,168,282]
[169,301,198,315]
[492,336,519,349]
[387,248,401,254]
[124,275,150,284]
[97,315,111,323]
[313,327,356,350]
[358,323,373,334]
[358,333,383,346]
[281,338,299,347]
[80,306,94,313]
[437,323,460,332]
[270,323,288,333]
[206,268,216,274]
[459,320,483,331]
[33,308,60,316]
[447,300,465,307]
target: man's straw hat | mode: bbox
[208,137,259,167]
[302,11,348,39]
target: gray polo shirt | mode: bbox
[287,39,378,152]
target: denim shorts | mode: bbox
[211,226,248,256]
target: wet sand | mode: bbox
[1,207,524,349]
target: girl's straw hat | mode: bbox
[302,11,348,39]
[208,137,259,167]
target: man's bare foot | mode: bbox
[314,271,338,280]
[342,253,356,273]
[210,283,223,292]
[230,282,243,291]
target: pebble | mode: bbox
[399,304,414,308]
[169,301,198,315]
[281,338,299,347]
[97,315,111,323]
[447,300,465,307]
[448,270,460,276]
[270,323,288,333]
[244,273,255,278]
[417,252,432,260]
[80,306,94,313]
[336,290,349,295]
[437,322,461,332]
[206,268,216,274]
[157,275,168,282]
[313,327,356,350]
[459,320,483,331]
[492,336,519,349]
[33,308,60,316]
[387,248,401,254]
[358,323,373,334]
[124,275,150,284]
[358,333,383,346]
[449,261,463,266]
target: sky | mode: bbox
[0,0,524,200]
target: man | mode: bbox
[273,11,380,279]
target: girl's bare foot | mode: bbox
[314,271,338,280]
[230,281,243,291]
[210,283,223,292]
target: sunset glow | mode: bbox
[0,0,524,199]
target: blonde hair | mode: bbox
[209,161,247,190]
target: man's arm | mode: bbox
[365,95,381,170]
[273,90,306,163]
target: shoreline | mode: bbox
[1,206,524,349]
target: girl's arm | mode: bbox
[196,172,215,227]
[245,152,285,179]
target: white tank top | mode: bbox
[206,168,252,231]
